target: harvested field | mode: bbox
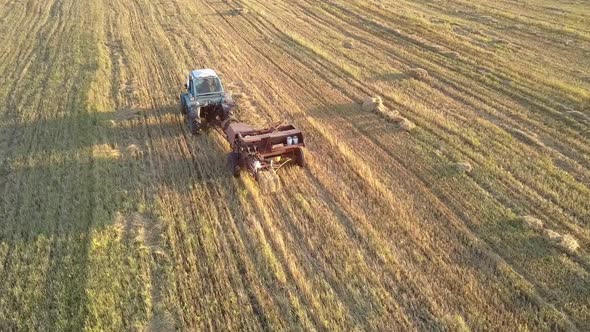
[0,0,589,330]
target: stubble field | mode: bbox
[1,0,589,330]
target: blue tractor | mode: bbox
[179,69,232,134]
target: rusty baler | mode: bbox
[222,119,306,192]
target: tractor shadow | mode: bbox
[0,103,246,330]
[2,104,231,184]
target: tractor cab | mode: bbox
[180,69,232,134]
[185,69,225,105]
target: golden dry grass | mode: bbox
[1,0,589,330]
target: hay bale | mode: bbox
[387,115,406,123]
[542,229,580,253]
[558,234,580,253]
[520,216,544,232]
[399,118,416,131]
[507,128,545,148]
[385,112,403,123]
[235,7,248,14]
[374,104,400,119]
[257,171,281,194]
[543,229,562,241]
[453,162,472,173]
[362,96,383,112]
[442,51,460,59]
[343,40,355,49]
[410,68,430,81]
[126,144,142,158]
[93,144,121,160]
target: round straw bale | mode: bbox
[453,162,472,173]
[520,215,544,232]
[410,68,430,81]
[362,96,383,112]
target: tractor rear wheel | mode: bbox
[220,106,230,121]
[295,147,305,167]
[179,96,187,115]
[227,153,240,177]
[188,116,200,135]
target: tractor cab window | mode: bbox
[194,77,221,94]
[188,79,193,93]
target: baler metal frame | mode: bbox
[223,120,306,181]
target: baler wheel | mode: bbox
[295,147,305,167]
[227,153,240,177]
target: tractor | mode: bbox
[179,69,232,134]
[178,70,307,193]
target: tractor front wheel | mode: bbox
[179,96,187,115]
[188,116,200,135]
[295,147,305,167]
